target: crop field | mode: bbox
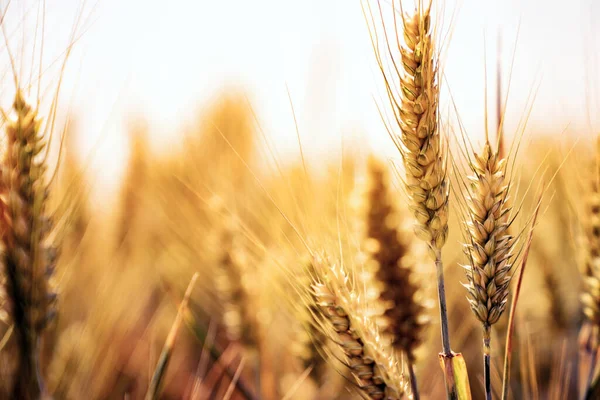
[0,0,598,399]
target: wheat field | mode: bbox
[0,0,598,399]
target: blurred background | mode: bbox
[14,0,600,186]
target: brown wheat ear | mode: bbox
[1,90,58,399]
[363,157,428,398]
[364,157,428,359]
[462,141,514,399]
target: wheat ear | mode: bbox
[463,141,514,400]
[294,259,329,387]
[371,2,455,395]
[581,138,600,394]
[394,7,449,254]
[363,157,428,398]
[311,254,406,400]
[1,91,58,399]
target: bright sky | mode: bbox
[2,0,599,187]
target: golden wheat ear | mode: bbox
[1,90,59,398]
[310,253,406,400]
[461,140,518,399]
[367,1,457,395]
[395,9,449,255]
[292,258,330,388]
[463,142,513,329]
[580,138,600,394]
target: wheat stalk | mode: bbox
[462,141,514,399]
[367,2,455,396]
[1,91,58,399]
[146,273,198,400]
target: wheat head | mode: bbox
[388,6,449,256]
[311,254,406,400]
[463,142,514,334]
[363,157,428,362]
[1,91,58,397]
[582,140,600,327]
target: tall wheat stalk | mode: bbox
[462,141,516,399]
[365,1,455,397]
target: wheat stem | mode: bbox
[586,348,598,400]
[483,326,492,400]
[145,273,198,400]
[434,251,457,400]
[586,372,600,400]
[434,251,451,355]
[408,362,420,400]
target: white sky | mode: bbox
[2,0,599,187]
